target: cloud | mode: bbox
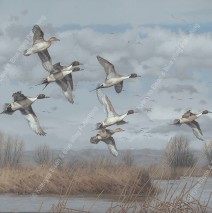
[158,84,198,94]
[0,19,212,150]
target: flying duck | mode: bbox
[38,66,81,89]
[37,61,83,104]
[23,25,59,57]
[1,91,49,136]
[96,88,136,129]
[90,128,124,156]
[91,56,141,93]
[173,110,212,141]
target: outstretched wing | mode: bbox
[32,25,44,44]
[186,120,205,141]
[96,56,119,79]
[53,62,64,71]
[96,88,118,118]
[37,50,54,72]
[182,110,196,118]
[56,76,74,104]
[20,106,46,136]
[114,81,123,93]
[104,137,118,157]
[12,91,27,102]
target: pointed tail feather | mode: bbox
[1,103,14,115]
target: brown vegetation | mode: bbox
[0,160,155,196]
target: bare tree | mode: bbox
[34,144,52,165]
[122,150,135,167]
[164,135,196,168]
[0,133,24,168]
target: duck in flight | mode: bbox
[23,25,59,56]
[96,88,136,129]
[91,56,141,93]
[27,25,83,104]
[173,110,212,141]
[1,91,49,136]
[37,66,82,90]
[90,128,124,157]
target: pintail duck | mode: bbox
[91,56,141,93]
[24,25,59,56]
[90,128,124,157]
[96,88,136,129]
[1,91,49,136]
[173,110,212,141]
[37,61,83,104]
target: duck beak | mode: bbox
[45,96,50,98]
[55,38,60,41]
[137,74,141,77]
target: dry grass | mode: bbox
[0,159,156,196]
[47,154,212,213]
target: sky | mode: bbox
[0,0,212,151]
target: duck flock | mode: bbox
[1,25,211,156]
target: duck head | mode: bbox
[71,61,83,66]
[202,110,212,114]
[129,73,141,78]
[37,94,49,99]
[127,110,136,115]
[48,36,60,43]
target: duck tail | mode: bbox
[1,103,14,115]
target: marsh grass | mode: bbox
[0,157,156,196]
[47,152,212,213]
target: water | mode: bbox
[0,177,211,212]
[0,194,116,212]
[154,177,212,208]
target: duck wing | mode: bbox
[182,110,196,118]
[104,137,118,157]
[114,81,123,93]
[96,56,119,79]
[37,50,54,72]
[12,91,27,102]
[186,120,205,141]
[56,77,74,104]
[32,25,44,44]
[53,62,64,70]
[96,89,118,118]
[20,106,46,136]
